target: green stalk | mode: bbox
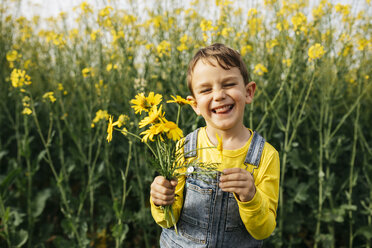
[24,116,33,248]
[0,195,11,247]
[176,104,181,126]
[29,97,83,246]
[348,81,361,248]
[120,128,158,160]
[314,97,324,248]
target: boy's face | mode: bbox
[188,59,255,133]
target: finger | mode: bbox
[170,179,178,187]
[154,176,175,189]
[151,190,175,202]
[152,197,175,206]
[220,172,249,182]
[219,180,248,189]
[222,168,245,175]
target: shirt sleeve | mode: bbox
[150,174,186,228]
[234,145,280,240]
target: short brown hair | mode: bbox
[187,43,251,95]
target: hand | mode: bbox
[219,168,256,202]
[150,176,178,206]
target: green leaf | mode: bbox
[112,223,129,243]
[293,183,309,203]
[10,229,28,247]
[354,226,372,240]
[32,188,51,218]
[0,168,21,193]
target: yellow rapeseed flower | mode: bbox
[291,12,307,32]
[22,107,32,115]
[42,92,56,103]
[167,95,192,106]
[106,115,114,143]
[282,59,292,67]
[10,69,32,88]
[157,40,171,58]
[254,64,268,76]
[92,109,109,127]
[266,39,279,50]
[138,105,164,129]
[241,45,253,56]
[200,19,213,31]
[6,50,18,62]
[113,114,129,128]
[308,43,325,61]
[82,67,92,78]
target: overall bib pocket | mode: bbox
[225,192,244,232]
[178,178,213,244]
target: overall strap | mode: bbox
[244,131,266,168]
[184,128,200,158]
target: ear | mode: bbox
[187,95,201,115]
[245,81,256,104]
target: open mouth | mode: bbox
[212,104,234,114]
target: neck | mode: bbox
[205,124,251,150]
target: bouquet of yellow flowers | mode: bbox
[106,92,218,233]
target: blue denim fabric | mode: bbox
[160,172,263,248]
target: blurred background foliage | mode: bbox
[0,0,371,247]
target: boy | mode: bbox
[150,43,280,247]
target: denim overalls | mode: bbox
[160,129,266,248]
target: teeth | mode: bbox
[213,105,232,113]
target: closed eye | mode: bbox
[223,83,236,87]
[199,88,212,93]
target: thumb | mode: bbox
[170,179,178,187]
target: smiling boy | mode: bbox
[150,43,280,247]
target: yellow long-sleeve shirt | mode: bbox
[150,127,280,240]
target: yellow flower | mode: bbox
[291,12,307,31]
[130,92,151,114]
[240,45,253,56]
[308,43,325,61]
[6,50,18,62]
[282,58,292,67]
[92,110,109,126]
[157,40,171,58]
[216,133,223,158]
[146,92,162,107]
[254,64,268,76]
[106,115,114,143]
[22,107,32,115]
[200,19,213,31]
[42,92,56,103]
[167,95,192,106]
[10,69,32,88]
[162,121,183,141]
[82,67,92,78]
[140,124,162,142]
[138,105,164,129]
[113,114,129,128]
[266,39,279,50]
[106,63,113,72]
[121,127,128,136]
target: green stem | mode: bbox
[176,105,181,126]
[29,97,82,246]
[348,81,361,248]
[118,128,158,160]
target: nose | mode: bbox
[214,88,226,101]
